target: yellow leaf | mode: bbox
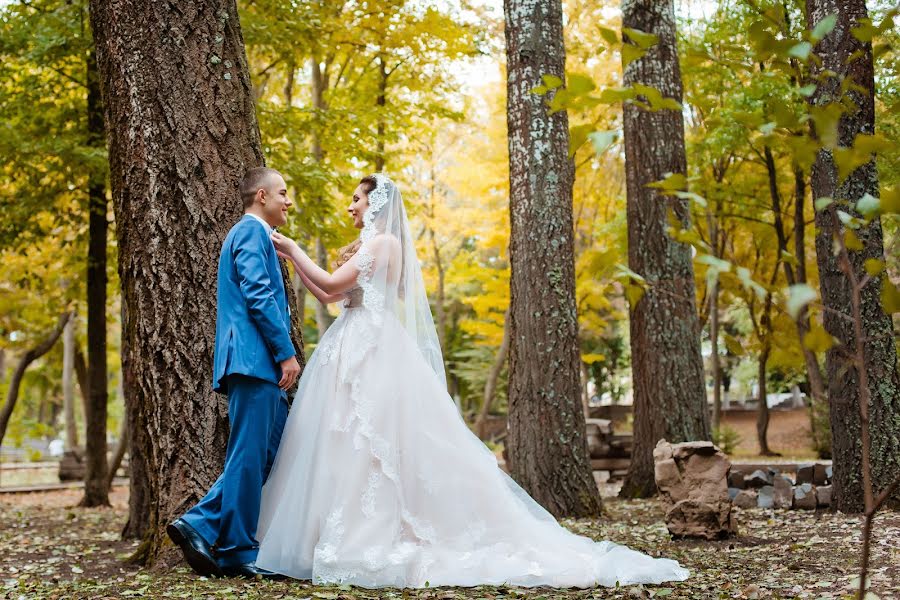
[625,283,645,309]
[882,279,900,314]
[864,258,884,276]
[844,229,864,251]
[803,325,836,353]
[582,353,606,364]
[723,334,745,357]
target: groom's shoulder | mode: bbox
[226,216,264,243]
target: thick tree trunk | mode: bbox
[619,0,710,498]
[81,47,110,508]
[503,0,603,517]
[475,309,510,439]
[807,0,900,512]
[0,313,71,448]
[89,0,305,559]
[62,315,78,450]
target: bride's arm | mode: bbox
[271,231,360,296]
[295,265,346,305]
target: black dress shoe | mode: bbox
[221,562,286,580]
[166,518,223,578]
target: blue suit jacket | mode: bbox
[212,215,295,394]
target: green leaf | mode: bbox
[737,266,767,299]
[814,197,834,211]
[598,26,619,46]
[838,210,861,230]
[566,73,596,95]
[530,84,549,95]
[788,41,813,60]
[797,83,817,97]
[674,190,707,207]
[855,193,880,217]
[810,14,838,42]
[541,74,563,89]
[588,130,619,155]
[622,44,648,68]
[647,172,687,192]
[697,254,732,272]
[724,334,745,356]
[623,27,659,49]
[787,284,818,320]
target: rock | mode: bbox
[733,489,758,509]
[58,449,85,481]
[757,485,775,509]
[728,487,741,500]
[796,463,815,485]
[728,470,746,489]
[793,483,817,510]
[773,474,793,509]
[654,439,737,539]
[746,469,773,488]
[813,463,830,485]
[816,485,832,507]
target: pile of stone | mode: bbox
[728,463,832,510]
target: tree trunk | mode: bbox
[807,0,900,512]
[0,313,71,448]
[757,343,772,456]
[88,0,305,559]
[62,314,78,450]
[81,47,110,508]
[475,309,510,439]
[619,0,710,498]
[503,0,603,517]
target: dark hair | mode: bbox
[240,167,281,209]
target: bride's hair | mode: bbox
[333,175,378,269]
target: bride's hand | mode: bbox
[271,231,301,261]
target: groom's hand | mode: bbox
[279,356,301,390]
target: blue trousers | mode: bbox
[182,374,288,567]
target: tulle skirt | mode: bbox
[256,306,689,588]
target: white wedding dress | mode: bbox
[255,175,689,589]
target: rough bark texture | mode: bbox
[806,0,900,512]
[503,0,603,517]
[0,313,71,448]
[88,0,305,559]
[81,48,110,508]
[62,316,78,450]
[619,0,710,498]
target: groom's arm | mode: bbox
[232,225,296,363]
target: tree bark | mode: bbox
[619,0,710,498]
[88,0,305,559]
[503,0,603,517]
[475,309,510,439]
[81,47,110,508]
[0,313,71,449]
[62,314,78,450]
[806,0,900,512]
[757,344,772,456]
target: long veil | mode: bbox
[354,173,447,389]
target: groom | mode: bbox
[167,167,301,579]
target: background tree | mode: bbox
[619,0,710,497]
[806,0,900,511]
[503,0,603,517]
[88,0,305,559]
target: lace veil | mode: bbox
[354,174,447,388]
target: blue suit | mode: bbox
[182,214,295,568]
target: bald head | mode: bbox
[240,167,282,209]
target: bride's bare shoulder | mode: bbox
[366,233,402,253]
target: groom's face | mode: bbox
[259,174,292,228]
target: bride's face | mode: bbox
[348,184,370,229]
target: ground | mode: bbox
[1,487,898,600]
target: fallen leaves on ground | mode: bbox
[1,488,897,599]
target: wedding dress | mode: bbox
[255,174,689,588]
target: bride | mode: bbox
[256,173,689,588]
